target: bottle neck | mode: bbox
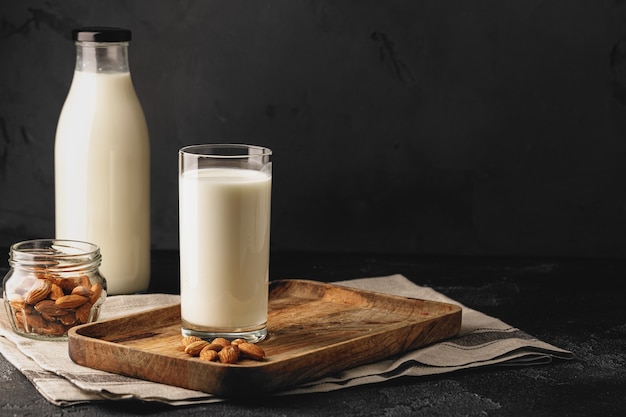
[75,41,130,73]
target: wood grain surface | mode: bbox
[68,279,462,397]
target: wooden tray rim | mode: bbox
[68,279,462,395]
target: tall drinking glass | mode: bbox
[179,144,272,343]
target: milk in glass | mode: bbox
[179,167,271,331]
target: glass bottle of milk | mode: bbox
[55,27,150,295]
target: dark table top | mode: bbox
[2,250,625,416]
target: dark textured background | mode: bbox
[2,1,626,257]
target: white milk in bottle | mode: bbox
[55,27,150,295]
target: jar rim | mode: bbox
[11,239,100,255]
[9,239,101,271]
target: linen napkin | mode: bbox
[0,274,573,406]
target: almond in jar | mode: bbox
[2,239,107,340]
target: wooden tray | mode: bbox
[68,279,462,397]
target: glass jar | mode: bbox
[2,239,107,340]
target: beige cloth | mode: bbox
[0,274,573,406]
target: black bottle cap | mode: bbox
[72,27,132,42]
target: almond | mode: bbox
[39,321,67,336]
[55,294,88,309]
[22,310,47,330]
[78,275,92,288]
[13,310,26,330]
[203,343,225,352]
[24,279,51,304]
[34,299,66,316]
[199,346,219,361]
[218,345,240,364]
[75,302,93,323]
[49,283,65,300]
[40,312,56,322]
[58,312,77,326]
[185,340,209,356]
[181,335,203,348]
[71,285,93,298]
[54,277,80,294]
[231,338,246,346]
[89,283,103,304]
[211,337,231,348]
[238,342,266,360]
[9,296,25,311]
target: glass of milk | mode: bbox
[179,144,272,343]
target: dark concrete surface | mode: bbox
[2,250,625,416]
